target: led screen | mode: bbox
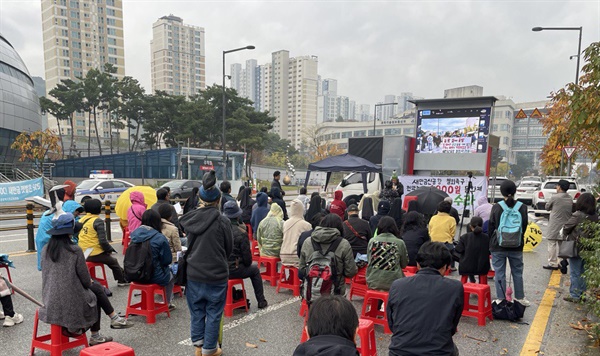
[415,107,490,154]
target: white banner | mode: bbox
[400,176,488,213]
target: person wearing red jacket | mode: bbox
[329,190,347,221]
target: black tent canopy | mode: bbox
[303,153,382,193]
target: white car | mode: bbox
[75,179,134,204]
[487,177,508,203]
[532,177,580,210]
[516,180,542,205]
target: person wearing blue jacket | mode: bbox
[130,209,175,307]
[250,192,269,236]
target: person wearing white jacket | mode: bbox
[280,199,312,267]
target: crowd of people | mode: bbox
[1,171,598,356]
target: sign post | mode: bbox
[564,146,577,176]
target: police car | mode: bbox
[75,170,134,204]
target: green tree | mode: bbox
[98,63,120,154]
[115,76,146,151]
[81,68,103,155]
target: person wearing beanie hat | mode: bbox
[391,170,404,198]
[180,170,233,356]
[544,179,575,272]
[489,179,530,306]
[223,201,268,309]
[78,199,129,287]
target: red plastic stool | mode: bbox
[30,309,88,356]
[86,262,109,289]
[122,227,130,255]
[80,342,135,355]
[0,263,12,283]
[125,283,170,324]
[172,284,183,297]
[245,224,253,241]
[460,275,488,285]
[356,318,377,356]
[300,313,309,342]
[360,289,392,334]
[225,279,249,317]
[348,267,368,301]
[251,240,260,262]
[277,265,301,296]
[299,299,308,318]
[258,256,280,286]
[402,266,417,274]
[487,255,495,279]
[462,282,493,326]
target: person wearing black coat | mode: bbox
[400,211,430,266]
[342,204,372,257]
[369,200,391,233]
[305,193,325,222]
[389,197,405,229]
[270,187,288,220]
[454,216,490,283]
[183,187,200,215]
[239,187,255,224]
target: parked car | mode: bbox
[75,178,134,203]
[487,176,509,203]
[532,176,580,210]
[160,179,202,200]
[515,180,542,206]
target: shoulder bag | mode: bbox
[174,233,198,286]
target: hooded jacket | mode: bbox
[250,192,270,236]
[228,221,252,272]
[180,206,233,284]
[130,225,172,286]
[473,195,492,222]
[281,200,312,267]
[293,335,359,356]
[366,232,408,291]
[271,187,288,220]
[161,218,182,260]
[299,226,357,295]
[127,191,146,233]
[369,201,391,232]
[329,190,347,221]
[257,204,284,257]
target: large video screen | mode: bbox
[415,107,490,154]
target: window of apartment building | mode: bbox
[69,0,78,8]
[512,139,527,148]
[73,61,82,68]
[108,57,117,64]
[62,49,70,57]
[503,137,509,145]
[499,124,511,132]
[70,10,79,18]
[60,29,68,37]
[73,51,81,58]
[106,0,115,6]
[108,38,116,45]
[491,124,498,132]
[63,69,70,76]
[108,47,117,54]
[70,21,79,29]
[57,0,67,5]
[513,126,527,135]
[354,130,366,137]
[107,18,116,26]
[107,28,116,35]
[74,70,82,77]
[76,119,85,126]
[62,59,70,66]
[76,129,85,136]
[505,111,512,118]
[529,127,543,136]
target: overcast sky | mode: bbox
[1,0,599,107]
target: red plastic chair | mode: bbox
[80,342,135,355]
[86,262,109,289]
[30,309,89,356]
[276,265,301,296]
[462,283,493,326]
[224,279,249,317]
[356,318,377,356]
[258,256,280,286]
[360,289,392,334]
[125,283,170,324]
[348,267,368,300]
[460,275,488,285]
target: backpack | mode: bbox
[301,238,342,304]
[124,239,154,283]
[496,201,523,248]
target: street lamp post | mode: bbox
[373,102,398,135]
[222,45,255,180]
[532,26,583,175]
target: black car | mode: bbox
[160,180,202,200]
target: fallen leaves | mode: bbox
[245,342,257,348]
[569,321,585,330]
[500,348,509,355]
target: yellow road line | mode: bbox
[6,239,123,258]
[520,270,561,355]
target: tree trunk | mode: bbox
[109,110,113,155]
[88,110,91,157]
[56,119,65,159]
[134,123,141,151]
[69,113,75,158]
[93,106,102,155]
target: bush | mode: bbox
[579,220,600,338]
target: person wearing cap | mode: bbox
[342,204,372,258]
[544,179,574,272]
[40,213,133,346]
[489,179,530,306]
[370,200,391,233]
[280,199,312,267]
[78,199,129,287]
[179,170,233,356]
[223,201,268,309]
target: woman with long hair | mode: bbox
[401,211,430,266]
[366,216,408,291]
[239,187,255,224]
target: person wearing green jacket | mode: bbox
[257,203,284,257]
[366,216,409,291]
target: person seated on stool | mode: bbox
[78,199,129,287]
[223,201,268,309]
[366,216,408,291]
[293,295,359,356]
[454,216,490,283]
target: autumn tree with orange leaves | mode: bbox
[10,129,63,171]
[302,124,344,161]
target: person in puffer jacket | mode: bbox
[127,191,146,233]
[329,190,346,221]
[257,204,284,257]
[280,199,312,267]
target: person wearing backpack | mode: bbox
[79,199,129,287]
[454,216,490,283]
[489,180,530,306]
[366,216,408,291]
[128,210,175,308]
[299,214,357,300]
[342,204,372,258]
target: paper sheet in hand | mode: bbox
[83,248,94,260]
[174,202,183,215]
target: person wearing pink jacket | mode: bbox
[127,191,146,232]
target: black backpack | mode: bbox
[124,239,154,283]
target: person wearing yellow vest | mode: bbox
[78,199,129,287]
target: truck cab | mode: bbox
[336,172,383,199]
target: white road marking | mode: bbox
[178,296,301,346]
[0,238,27,243]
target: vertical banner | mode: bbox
[0,178,45,203]
[400,176,488,213]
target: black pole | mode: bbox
[105,200,112,242]
[26,203,35,252]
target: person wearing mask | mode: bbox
[305,193,325,223]
[223,201,268,309]
[158,203,183,260]
[297,187,310,211]
[562,193,599,302]
[127,191,146,233]
[369,200,391,233]
[281,199,312,267]
[329,190,347,221]
[544,179,574,272]
[41,213,133,346]
[183,187,200,215]
[299,214,358,295]
[257,204,285,257]
[444,197,460,225]
[379,180,399,204]
[387,242,463,356]
[428,200,457,270]
[342,204,372,258]
[270,187,288,220]
[366,216,408,291]
[219,181,236,211]
[292,296,359,356]
[389,197,405,229]
[297,212,326,258]
[179,170,233,356]
[489,180,530,306]
[78,199,129,287]
[129,210,175,309]
[239,187,255,225]
[473,195,493,233]
[401,211,430,266]
[250,192,269,236]
[454,216,490,284]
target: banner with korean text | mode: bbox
[399,176,488,213]
[0,178,44,203]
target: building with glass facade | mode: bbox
[0,33,43,163]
